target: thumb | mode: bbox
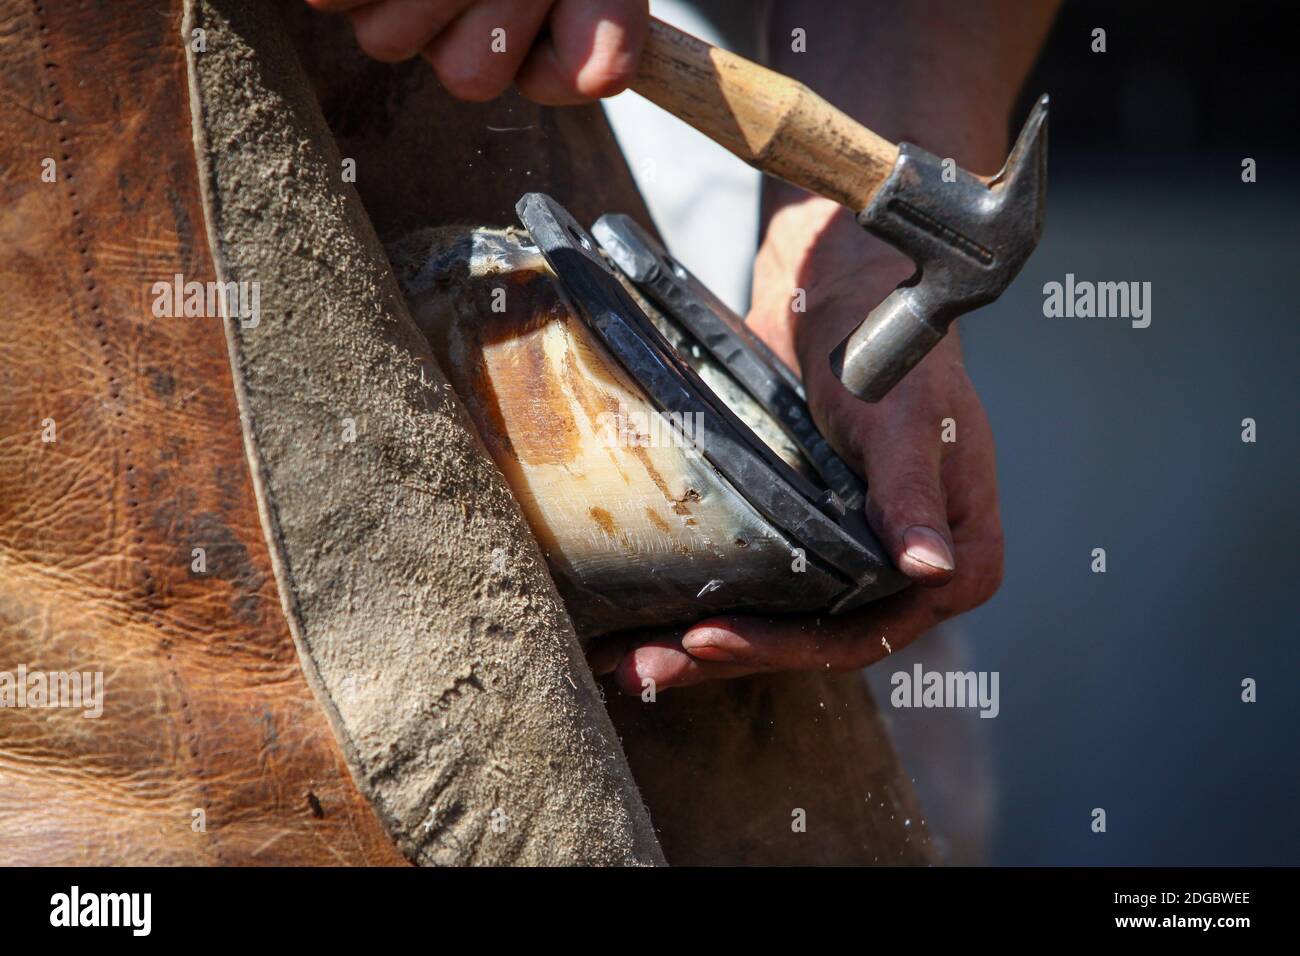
[861,432,955,586]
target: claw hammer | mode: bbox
[631,18,1049,403]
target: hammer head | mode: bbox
[830,94,1049,402]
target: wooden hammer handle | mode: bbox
[632,18,899,211]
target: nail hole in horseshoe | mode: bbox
[661,253,688,281]
[567,224,594,253]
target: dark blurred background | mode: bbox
[960,0,1299,865]
[1016,2,1300,156]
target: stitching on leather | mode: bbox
[29,0,227,865]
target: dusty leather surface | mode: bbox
[187,0,663,865]
[0,0,405,864]
[284,5,937,864]
[604,671,934,864]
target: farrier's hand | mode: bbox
[305,0,649,103]
[593,197,1005,693]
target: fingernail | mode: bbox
[623,646,690,694]
[902,525,955,572]
[681,628,739,662]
